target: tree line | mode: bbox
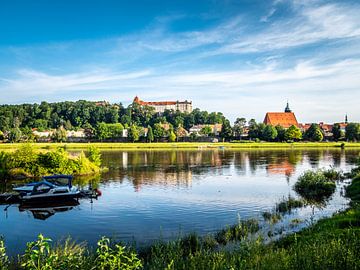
[0,100,359,143]
[0,100,229,142]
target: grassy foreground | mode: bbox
[1,166,360,269]
[1,141,360,151]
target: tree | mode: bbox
[147,125,154,143]
[248,119,259,140]
[332,123,343,141]
[233,118,246,139]
[128,125,140,142]
[8,128,22,143]
[275,125,286,142]
[313,129,324,142]
[95,122,110,141]
[153,123,166,142]
[304,124,323,141]
[168,130,176,142]
[262,125,278,141]
[219,120,232,141]
[284,125,302,141]
[200,126,212,136]
[345,123,360,141]
[0,130,4,141]
[52,127,67,142]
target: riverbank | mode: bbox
[0,141,360,151]
[1,163,359,269]
[0,145,103,180]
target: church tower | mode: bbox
[284,102,292,113]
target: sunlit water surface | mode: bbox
[1,149,359,254]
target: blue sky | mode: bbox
[0,0,359,123]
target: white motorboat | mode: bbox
[13,175,80,202]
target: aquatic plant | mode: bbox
[215,219,260,245]
[294,170,336,201]
[275,197,304,214]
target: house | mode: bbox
[189,124,222,136]
[133,96,192,113]
[263,102,299,128]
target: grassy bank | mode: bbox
[1,164,359,269]
[1,141,360,151]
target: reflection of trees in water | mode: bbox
[100,151,234,190]
[245,150,303,177]
[97,150,359,191]
[306,150,323,168]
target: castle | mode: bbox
[133,96,192,113]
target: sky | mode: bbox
[0,0,359,123]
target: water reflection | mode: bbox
[0,149,359,255]
[100,149,357,190]
[18,200,79,220]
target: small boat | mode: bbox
[13,175,80,203]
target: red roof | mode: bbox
[133,96,176,106]
[263,112,299,128]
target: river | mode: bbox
[0,148,359,254]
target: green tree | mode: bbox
[233,118,246,139]
[95,122,110,141]
[8,127,22,142]
[262,125,278,141]
[304,124,323,141]
[52,127,67,142]
[153,123,166,142]
[168,130,176,142]
[128,125,140,142]
[200,126,212,136]
[248,119,259,140]
[345,123,360,141]
[147,125,154,143]
[219,120,232,141]
[285,125,302,141]
[313,128,324,142]
[275,125,286,142]
[332,123,343,141]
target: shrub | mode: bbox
[294,170,336,201]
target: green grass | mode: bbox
[294,169,338,202]
[0,141,360,151]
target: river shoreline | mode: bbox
[0,141,360,151]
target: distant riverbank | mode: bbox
[0,141,360,150]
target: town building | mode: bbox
[189,124,222,136]
[263,102,299,128]
[133,96,192,113]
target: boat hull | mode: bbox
[20,192,81,203]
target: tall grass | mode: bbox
[294,169,339,202]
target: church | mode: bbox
[263,103,299,128]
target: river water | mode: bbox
[0,149,359,254]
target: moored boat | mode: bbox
[13,175,80,202]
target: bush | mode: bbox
[294,170,336,201]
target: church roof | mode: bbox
[263,112,299,128]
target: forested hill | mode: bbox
[0,100,228,131]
